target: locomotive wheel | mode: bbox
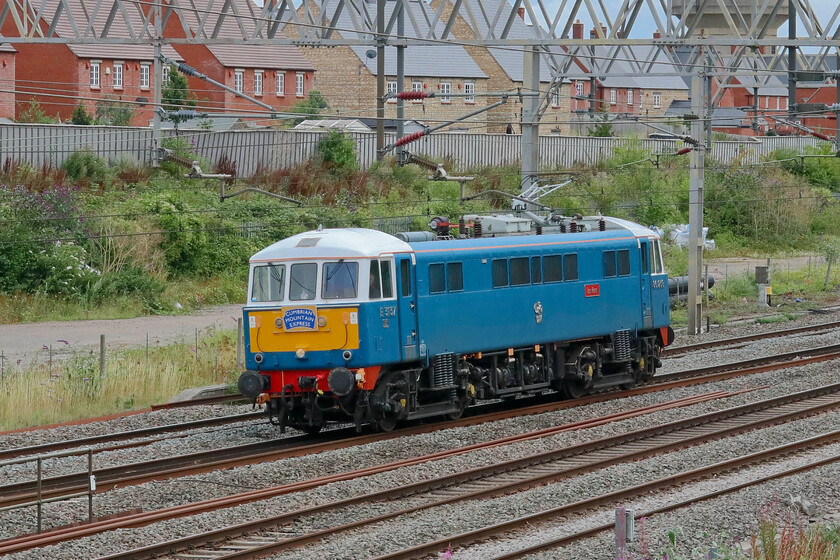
[370,370,404,432]
[373,415,398,432]
[444,401,466,421]
[562,378,589,399]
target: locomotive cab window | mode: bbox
[650,240,664,274]
[289,263,317,300]
[510,257,530,285]
[322,260,358,299]
[492,259,509,288]
[251,264,285,302]
[617,249,631,276]
[603,251,617,278]
[564,254,579,281]
[370,259,395,300]
[429,263,446,294]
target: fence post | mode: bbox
[99,335,105,379]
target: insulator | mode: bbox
[570,221,578,233]
[535,225,542,235]
[397,91,429,100]
[676,147,692,155]
[599,218,606,231]
[458,217,466,238]
[395,131,426,147]
[474,219,482,238]
[812,131,832,141]
[560,222,566,233]
[176,62,200,77]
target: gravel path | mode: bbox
[4,315,840,559]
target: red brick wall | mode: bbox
[12,44,77,122]
[75,58,156,126]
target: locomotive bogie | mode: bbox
[238,220,673,433]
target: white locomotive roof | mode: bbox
[250,228,413,262]
[602,217,661,239]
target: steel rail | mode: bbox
[3,343,839,510]
[373,429,840,560]
[664,319,840,357]
[95,382,840,560]
[0,392,725,556]
[0,412,264,462]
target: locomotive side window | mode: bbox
[369,260,382,299]
[447,262,463,291]
[618,250,631,276]
[510,257,530,285]
[289,263,317,300]
[251,264,285,302]
[640,244,650,274]
[492,259,509,288]
[603,251,617,278]
[400,260,412,296]
[380,260,394,298]
[531,257,542,283]
[564,254,579,281]
[429,263,446,293]
[543,255,562,283]
[322,261,359,299]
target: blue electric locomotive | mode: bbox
[237,216,673,432]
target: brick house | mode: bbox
[284,0,489,133]
[0,42,15,120]
[2,0,184,126]
[165,0,316,119]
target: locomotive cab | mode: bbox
[238,229,414,433]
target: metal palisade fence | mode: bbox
[0,123,825,177]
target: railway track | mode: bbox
[663,319,840,357]
[85,381,840,560]
[3,342,840,512]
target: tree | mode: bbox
[588,103,614,137]
[161,66,197,130]
[317,130,358,174]
[71,104,94,125]
[289,90,328,126]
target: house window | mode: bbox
[234,70,244,93]
[776,97,781,110]
[412,81,423,103]
[276,72,285,96]
[296,72,305,97]
[162,65,170,85]
[113,63,123,89]
[140,64,150,89]
[440,82,451,103]
[464,81,475,104]
[783,98,788,110]
[387,80,397,103]
[90,61,100,88]
[627,90,634,106]
[551,84,560,107]
[254,70,263,96]
[575,81,584,97]
[609,89,616,105]
[765,96,770,109]
[653,92,661,109]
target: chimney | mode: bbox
[653,31,661,39]
[590,23,606,38]
[517,7,524,20]
[573,20,583,40]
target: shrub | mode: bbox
[316,130,358,174]
[88,265,165,312]
[34,242,101,297]
[159,136,208,178]
[95,97,134,126]
[62,150,109,184]
[16,98,59,124]
[71,104,94,125]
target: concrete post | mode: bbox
[520,46,540,208]
[376,0,386,161]
[687,71,706,335]
[396,0,406,164]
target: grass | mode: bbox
[0,327,239,430]
[0,275,245,324]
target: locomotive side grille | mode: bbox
[614,329,632,362]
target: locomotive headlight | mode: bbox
[318,315,327,327]
[295,348,306,359]
[254,353,263,364]
[275,317,283,329]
